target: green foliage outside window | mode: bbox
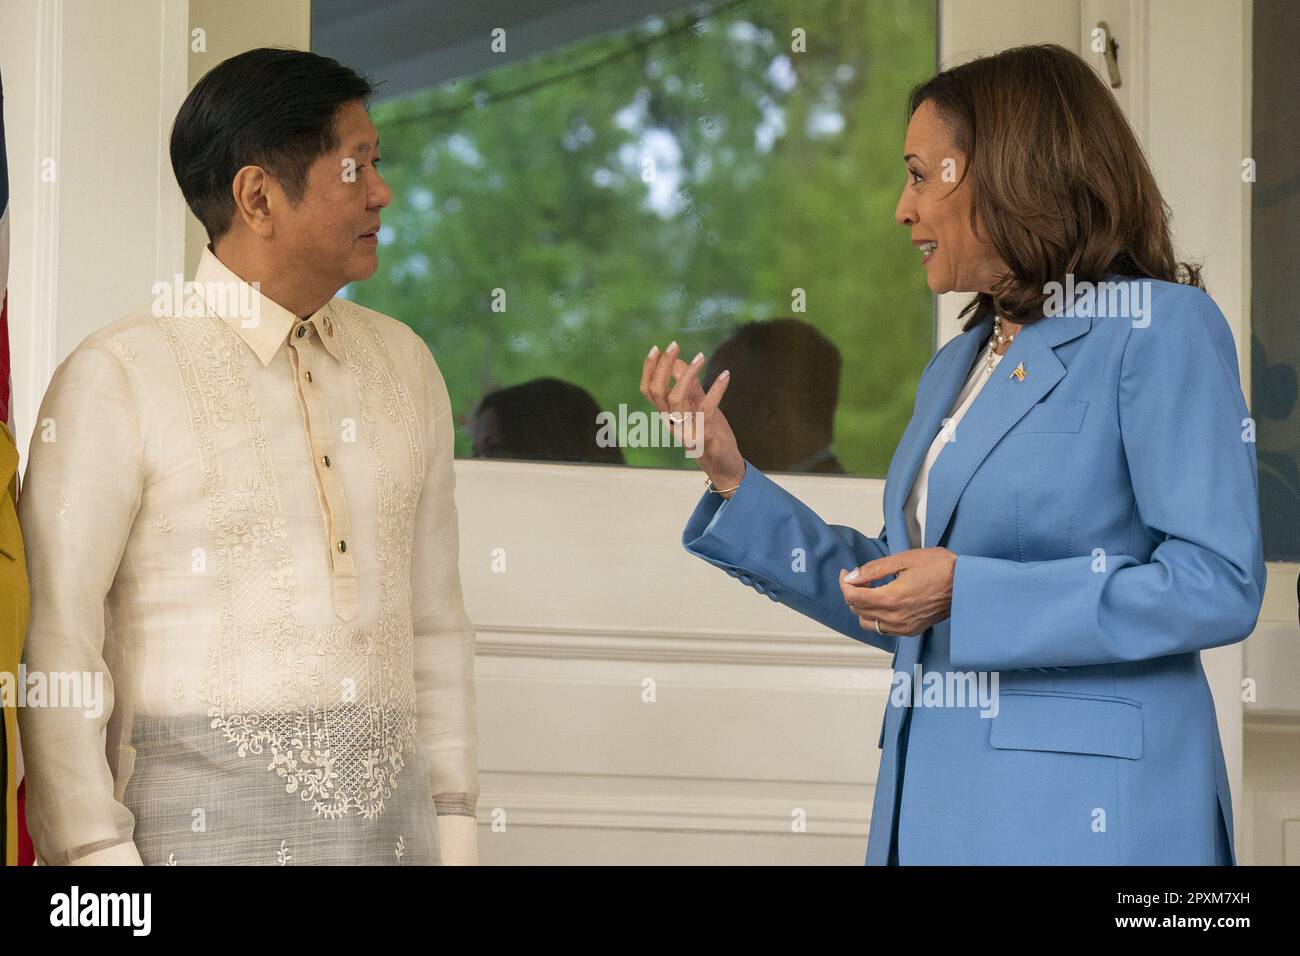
[346,0,938,474]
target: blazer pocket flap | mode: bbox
[989,691,1142,759]
[1009,400,1089,434]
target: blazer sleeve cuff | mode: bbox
[949,553,1105,671]
[681,460,767,566]
[949,554,1007,671]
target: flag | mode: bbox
[0,68,31,866]
[1,68,10,428]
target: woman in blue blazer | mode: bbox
[640,44,1266,865]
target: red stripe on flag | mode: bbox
[16,780,33,866]
[0,291,9,427]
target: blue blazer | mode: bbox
[683,278,1266,865]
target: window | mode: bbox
[316,0,938,474]
[1251,0,1300,561]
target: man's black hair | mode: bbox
[170,47,375,242]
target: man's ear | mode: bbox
[230,164,275,239]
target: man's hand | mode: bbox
[838,547,958,637]
[437,815,479,865]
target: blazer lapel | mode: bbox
[879,308,1092,685]
[883,316,992,553]
[922,311,1092,549]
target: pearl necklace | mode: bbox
[983,315,1014,373]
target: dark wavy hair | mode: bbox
[908,43,1204,330]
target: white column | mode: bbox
[0,0,190,464]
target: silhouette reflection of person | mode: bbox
[701,318,845,474]
[470,377,625,464]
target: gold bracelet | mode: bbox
[705,476,742,495]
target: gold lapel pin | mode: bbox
[1010,361,1026,381]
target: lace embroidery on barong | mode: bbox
[156,306,425,820]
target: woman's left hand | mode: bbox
[838,548,958,637]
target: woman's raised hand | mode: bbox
[639,341,746,496]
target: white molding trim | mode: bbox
[473,620,895,667]
[475,783,873,837]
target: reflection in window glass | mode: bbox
[335,0,937,474]
[1251,0,1300,561]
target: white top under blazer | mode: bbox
[904,345,1005,548]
